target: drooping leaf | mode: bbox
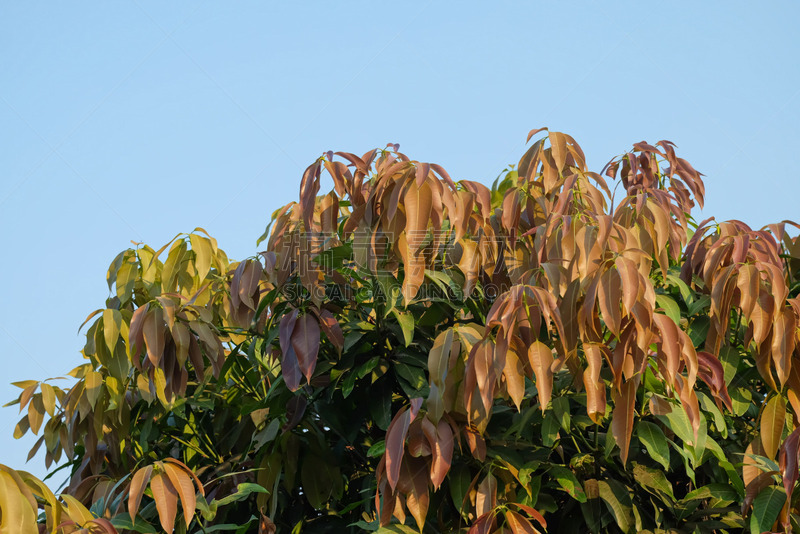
[150,470,179,534]
[291,313,321,383]
[528,341,554,411]
[611,379,638,465]
[128,464,154,521]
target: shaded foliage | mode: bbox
[4,129,800,533]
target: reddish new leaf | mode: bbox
[150,470,179,534]
[291,313,321,383]
[128,464,153,521]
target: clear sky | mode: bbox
[1,2,798,485]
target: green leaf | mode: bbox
[548,465,587,502]
[687,295,711,317]
[552,396,571,431]
[214,483,270,507]
[731,386,753,417]
[102,309,122,354]
[666,273,693,305]
[637,421,670,471]
[687,315,710,347]
[110,513,159,533]
[656,294,681,325]
[390,309,414,347]
[658,409,706,466]
[542,411,560,447]
[632,462,675,502]
[301,454,336,509]
[719,459,745,498]
[698,392,727,438]
[718,346,741,386]
[368,381,392,430]
[683,483,738,504]
[449,464,470,515]
[749,486,785,534]
[367,440,386,458]
[395,363,428,397]
[597,479,633,533]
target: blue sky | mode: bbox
[1,1,798,485]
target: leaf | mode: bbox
[611,380,638,466]
[0,468,38,534]
[428,328,454,388]
[190,234,213,281]
[655,294,681,325]
[505,510,539,534]
[279,310,301,391]
[150,471,179,534]
[214,483,270,507]
[683,483,738,503]
[597,479,633,533]
[128,464,153,521]
[541,411,560,447]
[60,494,95,526]
[143,307,166,367]
[504,345,526,411]
[317,310,344,354]
[402,181,433,302]
[424,419,453,490]
[291,313,321,383]
[39,383,56,417]
[163,462,197,527]
[780,426,800,504]
[300,454,333,509]
[27,394,44,435]
[548,465,587,503]
[528,341,554,411]
[476,473,497,517]
[636,421,670,471]
[102,309,123,354]
[375,526,419,534]
[400,455,429,531]
[549,131,567,171]
[385,406,413,491]
[760,395,785,459]
[598,268,622,337]
[749,486,785,534]
[632,463,675,502]
[583,344,606,423]
[390,309,414,347]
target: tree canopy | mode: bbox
[3,129,800,534]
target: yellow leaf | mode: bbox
[102,309,122,354]
[0,468,38,534]
[760,395,786,459]
[60,493,94,526]
[190,234,213,282]
[40,383,56,417]
[27,395,44,435]
[85,371,103,408]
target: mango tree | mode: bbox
[4,129,800,534]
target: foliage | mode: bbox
[4,129,800,533]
